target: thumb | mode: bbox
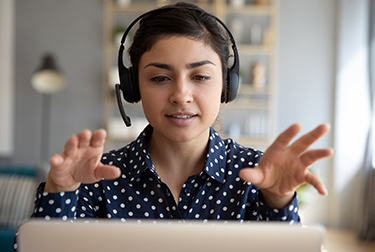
[94,164,121,181]
[239,167,265,186]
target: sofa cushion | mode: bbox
[0,174,37,228]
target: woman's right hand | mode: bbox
[44,129,121,193]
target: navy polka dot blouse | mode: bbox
[31,125,300,223]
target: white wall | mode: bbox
[277,0,336,225]
[332,0,370,229]
[278,0,371,230]
[6,0,104,166]
[0,0,15,157]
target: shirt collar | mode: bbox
[126,125,155,182]
[127,125,227,184]
[202,127,227,183]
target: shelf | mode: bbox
[106,116,148,141]
[110,3,275,15]
[111,3,159,13]
[219,134,272,148]
[221,100,270,110]
[237,44,275,55]
[238,84,273,95]
[225,5,275,15]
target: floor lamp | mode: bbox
[31,53,66,174]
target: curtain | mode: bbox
[358,0,375,241]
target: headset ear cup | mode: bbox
[129,67,141,103]
[120,67,141,103]
[222,68,239,103]
[221,72,230,103]
[119,67,132,103]
[228,68,239,102]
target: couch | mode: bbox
[0,165,38,252]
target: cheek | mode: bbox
[197,85,222,114]
[141,99,158,126]
[139,85,153,116]
[140,89,160,111]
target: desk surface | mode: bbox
[324,228,375,252]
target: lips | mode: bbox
[166,112,197,126]
[170,115,194,119]
[166,111,197,118]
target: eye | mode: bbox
[193,75,211,81]
[151,76,170,83]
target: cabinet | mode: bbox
[103,0,278,151]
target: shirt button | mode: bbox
[166,189,171,196]
[184,188,190,195]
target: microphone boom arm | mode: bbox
[115,84,132,127]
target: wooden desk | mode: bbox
[323,228,375,252]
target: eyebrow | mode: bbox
[187,60,216,69]
[144,60,216,70]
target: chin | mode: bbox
[157,126,211,144]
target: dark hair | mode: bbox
[128,2,231,101]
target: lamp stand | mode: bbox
[40,93,51,173]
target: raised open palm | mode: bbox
[239,123,334,207]
[45,129,120,193]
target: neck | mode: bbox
[147,128,210,200]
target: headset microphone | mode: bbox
[115,83,131,127]
[115,37,134,127]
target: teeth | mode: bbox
[172,115,193,119]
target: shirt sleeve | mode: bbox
[31,182,107,220]
[248,191,300,224]
[31,182,80,220]
[14,183,100,252]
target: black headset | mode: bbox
[115,5,240,127]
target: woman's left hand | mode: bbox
[239,123,334,208]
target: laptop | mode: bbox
[17,219,325,252]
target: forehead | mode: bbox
[139,35,221,65]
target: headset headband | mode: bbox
[118,6,239,83]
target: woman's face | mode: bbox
[138,36,223,144]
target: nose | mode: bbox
[169,78,193,105]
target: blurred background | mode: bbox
[1,0,375,251]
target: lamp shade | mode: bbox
[31,54,66,94]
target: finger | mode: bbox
[78,129,92,148]
[268,124,301,150]
[239,167,266,187]
[300,148,334,167]
[49,153,64,167]
[305,170,328,195]
[289,123,330,154]
[91,129,107,148]
[64,134,78,156]
[94,164,121,181]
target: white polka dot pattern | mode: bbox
[31,125,300,223]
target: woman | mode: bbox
[31,2,333,223]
